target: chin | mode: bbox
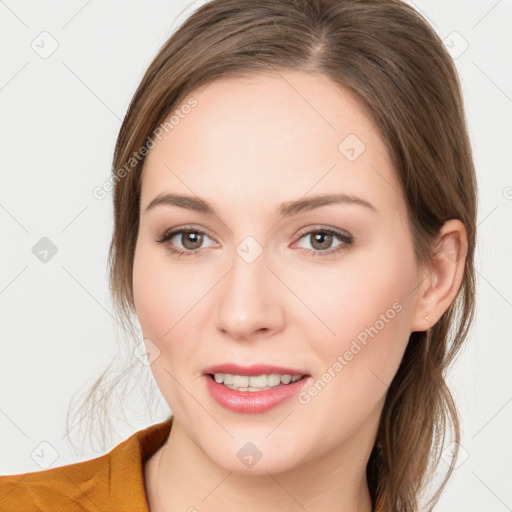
[204,437,304,476]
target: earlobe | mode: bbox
[410,219,468,332]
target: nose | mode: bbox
[214,245,286,342]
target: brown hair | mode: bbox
[66,0,477,510]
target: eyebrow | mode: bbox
[145,192,377,217]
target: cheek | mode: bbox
[132,244,207,411]
[296,240,417,422]
[133,245,167,338]
[301,247,415,346]
[266,248,417,461]
[132,244,204,344]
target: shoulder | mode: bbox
[0,451,112,510]
[0,418,172,511]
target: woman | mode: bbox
[0,0,477,510]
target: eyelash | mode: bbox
[155,224,354,258]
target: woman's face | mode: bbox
[133,70,425,474]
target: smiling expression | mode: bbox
[132,70,424,474]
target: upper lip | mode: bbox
[202,363,309,377]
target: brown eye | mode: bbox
[179,231,204,250]
[294,227,353,257]
[156,227,216,257]
[309,231,333,251]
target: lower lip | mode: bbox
[204,375,310,414]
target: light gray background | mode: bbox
[1,1,511,510]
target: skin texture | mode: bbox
[133,70,467,511]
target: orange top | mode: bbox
[0,416,173,512]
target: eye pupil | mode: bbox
[182,231,203,250]
[311,232,332,250]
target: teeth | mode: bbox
[232,375,249,387]
[212,373,304,391]
[249,374,267,387]
[267,374,281,386]
[281,374,292,384]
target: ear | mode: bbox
[410,219,468,332]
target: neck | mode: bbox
[146,419,375,512]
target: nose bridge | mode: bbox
[214,236,284,340]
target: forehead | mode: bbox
[140,70,405,219]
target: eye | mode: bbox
[156,225,354,258]
[155,226,217,257]
[293,227,353,257]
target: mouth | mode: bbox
[206,372,308,392]
[202,364,311,414]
